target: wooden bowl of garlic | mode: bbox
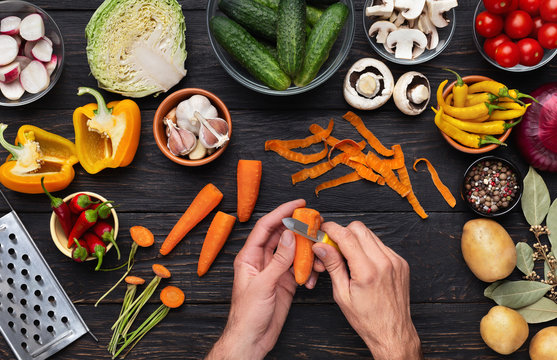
[153,88,232,166]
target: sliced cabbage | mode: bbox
[85,0,187,98]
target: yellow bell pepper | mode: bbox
[73,87,141,174]
[0,124,78,194]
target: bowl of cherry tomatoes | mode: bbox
[473,0,557,71]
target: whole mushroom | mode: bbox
[343,58,394,110]
[393,71,430,115]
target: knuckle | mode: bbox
[376,259,393,274]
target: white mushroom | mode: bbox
[427,0,458,28]
[393,12,406,27]
[418,13,439,49]
[368,21,397,44]
[366,0,395,17]
[393,71,430,115]
[386,29,427,59]
[343,58,394,111]
[394,0,426,20]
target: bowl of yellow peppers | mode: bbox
[433,71,532,154]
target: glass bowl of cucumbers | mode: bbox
[206,0,355,96]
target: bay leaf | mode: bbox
[484,280,504,300]
[547,199,557,250]
[491,280,552,309]
[516,242,534,276]
[521,167,550,226]
[517,297,557,324]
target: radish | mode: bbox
[0,35,18,66]
[31,38,52,62]
[41,36,52,46]
[20,60,49,94]
[19,14,44,41]
[0,16,21,36]
[0,62,20,83]
[12,34,22,49]
[23,40,35,58]
[0,79,24,100]
[15,56,31,70]
[45,55,57,76]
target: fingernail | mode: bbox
[281,231,294,247]
[313,246,326,258]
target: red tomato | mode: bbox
[519,0,540,15]
[476,11,504,37]
[517,38,544,65]
[495,41,521,67]
[484,0,518,13]
[540,0,557,21]
[484,33,511,58]
[531,16,545,37]
[538,23,557,48]
[504,10,534,38]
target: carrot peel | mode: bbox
[315,172,362,196]
[198,211,236,277]
[413,158,456,208]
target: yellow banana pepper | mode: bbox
[445,69,468,108]
[489,103,530,120]
[73,87,141,174]
[0,124,78,194]
[437,80,504,120]
[466,92,499,106]
[467,81,537,104]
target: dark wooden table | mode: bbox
[1,0,556,358]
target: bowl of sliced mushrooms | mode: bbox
[153,88,232,166]
[363,0,458,64]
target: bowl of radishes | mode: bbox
[0,0,64,106]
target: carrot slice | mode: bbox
[198,211,236,277]
[292,208,321,285]
[265,119,334,150]
[160,286,185,308]
[315,171,362,196]
[130,226,155,248]
[365,152,410,197]
[237,160,262,222]
[342,111,394,157]
[125,276,145,285]
[413,158,456,208]
[265,142,328,164]
[152,264,171,279]
[396,164,428,219]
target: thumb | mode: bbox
[260,230,296,285]
[312,244,349,298]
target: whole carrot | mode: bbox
[198,211,236,277]
[160,183,223,255]
[237,160,262,222]
[292,208,321,285]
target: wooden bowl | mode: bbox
[50,192,118,261]
[153,88,232,166]
[439,75,513,154]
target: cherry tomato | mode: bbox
[484,0,518,13]
[476,11,504,37]
[540,0,557,21]
[484,33,511,58]
[519,0,540,15]
[538,23,557,48]
[530,16,545,37]
[517,38,544,65]
[495,41,521,67]
[504,10,534,38]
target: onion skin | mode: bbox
[516,82,557,172]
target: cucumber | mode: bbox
[308,0,338,5]
[277,0,306,77]
[294,2,348,87]
[218,0,277,41]
[210,16,291,91]
[252,0,323,26]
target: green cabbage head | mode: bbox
[85,0,187,98]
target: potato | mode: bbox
[480,305,529,355]
[529,326,557,360]
[461,218,516,282]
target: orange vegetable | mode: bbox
[266,119,333,149]
[413,158,456,208]
[130,226,154,248]
[386,144,405,169]
[125,276,145,285]
[160,286,185,308]
[152,264,171,278]
[237,160,262,222]
[342,111,394,157]
[396,163,428,219]
[365,152,410,197]
[292,208,321,285]
[160,183,223,256]
[315,171,362,196]
[198,211,236,277]
[265,142,328,164]
[291,152,349,184]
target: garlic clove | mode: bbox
[165,119,197,156]
[194,111,230,149]
[188,140,207,160]
[176,95,218,136]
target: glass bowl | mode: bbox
[363,0,456,64]
[206,0,355,96]
[472,0,557,72]
[0,0,64,107]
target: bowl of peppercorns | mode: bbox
[462,156,523,217]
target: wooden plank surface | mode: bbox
[0,0,555,359]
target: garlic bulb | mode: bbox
[194,111,229,149]
[165,118,197,156]
[176,95,218,135]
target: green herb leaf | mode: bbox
[516,242,534,276]
[491,280,552,309]
[547,199,557,250]
[484,280,505,300]
[517,297,557,324]
[521,167,550,226]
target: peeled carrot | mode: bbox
[130,226,154,248]
[292,208,321,285]
[160,286,185,308]
[237,160,262,222]
[160,183,223,256]
[198,211,236,277]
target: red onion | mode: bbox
[516,82,557,172]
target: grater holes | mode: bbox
[8,321,14,328]
[33,319,40,327]
[20,327,26,335]
[8,247,15,256]
[34,290,41,297]
[7,292,13,300]
[46,325,54,333]
[33,334,40,342]
[20,299,26,306]
[9,233,16,241]
[21,342,27,350]
[20,313,26,321]
[21,268,28,276]
[22,254,29,262]
[47,310,54,318]
[61,316,68,324]
[7,306,13,314]
[7,263,14,270]
[7,277,13,285]
[35,275,42,282]
[20,284,27,291]
[48,295,55,303]
[34,304,40,312]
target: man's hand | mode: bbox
[312,221,423,360]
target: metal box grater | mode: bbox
[0,190,96,360]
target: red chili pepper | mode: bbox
[83,232,106,271]
[67,201,112,247]
[91,221,120,260]
[90,202,115,220]
[41,177,73,238]
[71,238,89,263]
[69,193,99,214]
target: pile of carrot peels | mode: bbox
[265,111,456,219]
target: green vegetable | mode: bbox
[252,0,323,26]
[210,16,291,91]
[277,0,306,77]
[308,0,338,5]
[218,0,278,41]
[85,0,187,98]
[294,2,348,87]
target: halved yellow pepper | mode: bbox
[0,124,78,194]
[73,87,141,174]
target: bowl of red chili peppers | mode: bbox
[49,191,119,268]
